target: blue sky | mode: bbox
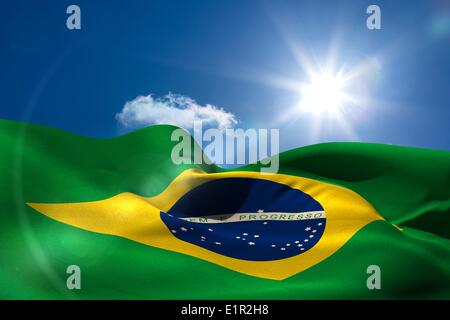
[0,0,449,151]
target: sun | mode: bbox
[298,69,354,116]
[252,40,380,142]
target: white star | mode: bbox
[286,243,291,246]
[257,209,264,213]
[190,227,194,230]
[280,247,286,251]
[243,233,248,236]
[242,238,246,241]
[312,230,317,233]
[300,248,305,251]
[208,228,213,232]
[294,241,299,244]
[180,227,188,232]
[263,222,268,225]
[171,229,177,233]
[271,244,276,247]
[236,236,241,239]
[214,242,221,245]
[305,227,311,231]
[201,236,206,239]
[254,235,259,238]
[248,242,255,245]
[318,223,323,226]
[309,235,314,238]
[304,239,309,242]
[297,244,303,247]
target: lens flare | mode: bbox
[298,70,353,115]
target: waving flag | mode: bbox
[28,170,381,280]
[0,120,449,298]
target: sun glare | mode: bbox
[255,33,380,142]
[298,70,353,116]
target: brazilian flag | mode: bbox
[0,119,449,299]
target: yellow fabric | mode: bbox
[28,169,382,280]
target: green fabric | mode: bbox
[0,119,449,299]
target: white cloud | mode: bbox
[116,93,237,130]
